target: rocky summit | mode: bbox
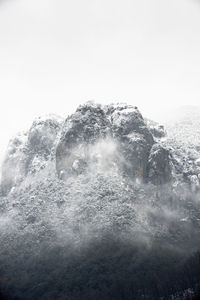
[1,102,172,196]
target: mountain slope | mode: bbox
[0,102,200,300]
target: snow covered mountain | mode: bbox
[1,102,172,196]
[0,102,200,300]
[1,102,200,245]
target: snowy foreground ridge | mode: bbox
[0,102,200,248]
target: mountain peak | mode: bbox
[0,102,173,196]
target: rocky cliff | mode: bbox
[1,102,200,246]
[1,102,172,196]
[1,115,63,196]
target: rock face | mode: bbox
[27,115,62,158]
[1,102,172,196]
[56,103,112,177]
[1,115,63,196]
[56,103,152,180]
[107,104,154,180]
[56,102,170,184]
[0,132,28,196]
[145,119,166,139]
[147,144,172,185]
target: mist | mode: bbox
[1,0,200,163]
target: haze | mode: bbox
[0,0,200,162]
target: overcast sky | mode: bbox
[0,0,200,161]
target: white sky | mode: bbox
[0,0,200,161]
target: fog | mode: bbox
[1,0,200,164]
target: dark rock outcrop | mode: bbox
[147,144,172,185]
[1,115,62,196]
[56,102,166,183]
[1,102,173,196]
[145,119,166,139]
[56,102,112,177]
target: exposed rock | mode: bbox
[28,115,62,156]
[56,102,112,177]
[146,119,166,139]
[1,102,175,196]
[25,115,63,174]
[1,115,63,195]
[147,144,172,185]
[56,102,155,182]
[0,132,28,196]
